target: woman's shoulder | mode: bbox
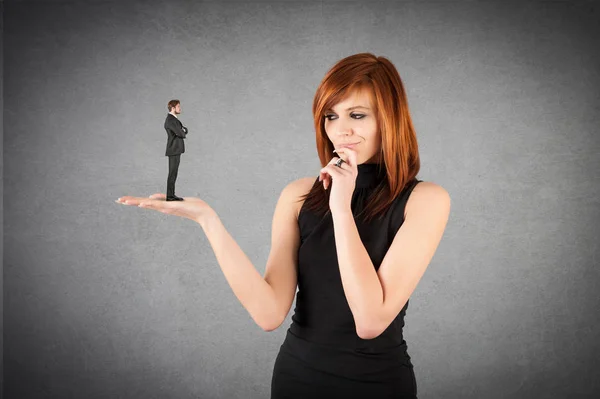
[409,181,450,201]
[404,180,451,218]
[279,177,318,218]
[282,176,316,197]
[388,180,449,224]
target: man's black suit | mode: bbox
[164,113,188,198]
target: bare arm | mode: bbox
[198,177,313,331]
[333,182,451,339]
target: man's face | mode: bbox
[174,103,181,114]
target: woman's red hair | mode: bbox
[300,53,420,222]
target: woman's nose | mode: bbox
[336,121,353,136]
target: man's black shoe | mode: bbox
[166,195,184,201]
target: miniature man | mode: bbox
[164,99,188,201]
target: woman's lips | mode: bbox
[338,142,360,150]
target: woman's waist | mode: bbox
[288,320,406,349]
[280,328,413,381]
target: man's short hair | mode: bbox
[168,100,180,111]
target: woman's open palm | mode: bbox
[115,193,215,224]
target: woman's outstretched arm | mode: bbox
[117,178,313,331]
[198,178,313,331]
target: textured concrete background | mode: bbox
[4,1,600,398]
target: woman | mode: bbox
[117,53,450,398]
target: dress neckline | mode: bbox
[356,163,386,189]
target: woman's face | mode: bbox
[324,87,381,164]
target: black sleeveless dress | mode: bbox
[271,163,422,399]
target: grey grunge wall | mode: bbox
[4,1,600,398]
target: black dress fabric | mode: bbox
[271,163,422,399]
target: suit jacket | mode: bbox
[164,114,188,156]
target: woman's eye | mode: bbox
[324,113,365,120]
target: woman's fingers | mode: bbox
[320,158,338,189]
[116,196,147,205]
[322,164,348,178]
[323,157,351,174]
[116,196,169,208]
[333,148,357,167]
[116,194,212,224]
[320,156,351,189]
[116,193,167,205]
[320,161,351,190]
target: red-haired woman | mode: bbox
[117,53,451,398]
